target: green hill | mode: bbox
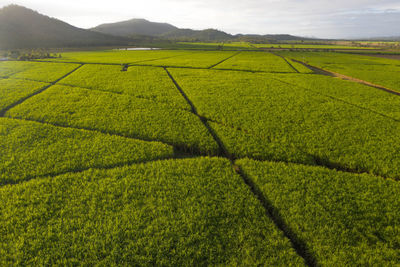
[161,28,233,41]
[91,18,178,37]
[0,5,131,49]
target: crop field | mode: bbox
[253,43,378,50]
[215,51,296,72]
[1,49,400,265]
[278,51,400,91]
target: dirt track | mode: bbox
[363,54,400,60]
[291,59,400,96]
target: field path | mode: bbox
[0,64,84,116]
[165,67,318,266]
[208,51,242,69]
[291,59,400,96]
[272,52,299,73]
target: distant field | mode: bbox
[1,49,400,265]
[278,51,400,91]
[254,43,378,50]
[177,42,380,50]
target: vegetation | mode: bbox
[0,5,131,49]
[2,49,400,264]
[0,78,48,113]
[215,52,295,72]
[2,49,61,60]
[273,73,400,120]
[237,159,400,265]
[91,18,178,37]
[59,65,190,110]
[278,51,400,91]
[0,118,173,185]
[39,50,188,64]
[5,85,219,154]
[142,51,238,68]
[170,68,400,178]
[0,158,304,265]
[0,61,80,82]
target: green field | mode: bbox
[277,51,400,91]
[1,48,400,265]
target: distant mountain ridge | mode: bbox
[91,18,309,42]
[0,5,131,49]
[0,4,320,49]
[91,18,178,37]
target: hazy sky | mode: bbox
[1,0,400,38]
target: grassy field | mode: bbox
[277,51,400,91]
[1,48,400,265]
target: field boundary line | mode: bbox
[0,155,204,188]
[0,64,84,117]
[164,67,228,157]
[5,116,204,156]
[271,52,299,73]
[164,67,316,265]
[27,58,304,74]
[54,82,194,113]
[271,77,400,123]
[291,59,400,96]
[234,164,317,267]
[208,51,242,69]
[30,59,123,65]
[129,52,195,65]
[204,116,400,181]
[1,76,53,84]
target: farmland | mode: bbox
[1,48,400,265]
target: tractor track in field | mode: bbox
[5,59,399,183]
[237,165,318,267]
[0,156,183,187]
[27,58,299,74]
[6,115,399,186]
[271,77,400,123]
[202,116,400,182]
[50,82,194,113]
[164,67,229,158]
[4,116,209,158]
[0,64,84,117]
[165,67,317,267]
[271,52,300,73]
[208,51,242,69]
[291,59,400,96]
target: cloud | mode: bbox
[0,0,399,38]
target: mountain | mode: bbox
[161,29,233,41]
[0,4,315,49]
[91,19,310,42]
[91,19,178,37]
[0,5,131,49]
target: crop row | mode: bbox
[169,68,400,178]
